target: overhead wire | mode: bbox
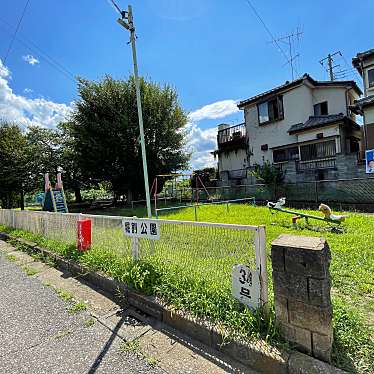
[3,0,30,64]
[243,0,299,77]
[0,17,76,83]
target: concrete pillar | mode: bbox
[271,234,333,363]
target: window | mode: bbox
[314,101,328,116]
[273,146,299,163]
[368,68,374,88]
[257,96,284,124]
[300,140,336,161]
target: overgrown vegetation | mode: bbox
[0,204,372,373]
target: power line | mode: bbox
[3,0,30,64]
[340,52,362,82]
[243,0,299,78]
[0,18,76,83]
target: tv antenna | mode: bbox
[270,27,303,80]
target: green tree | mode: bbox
[0,122,29,208]
[66,75,190,201]
[26,126,63,189]
[251,162,284,199]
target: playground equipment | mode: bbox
[267,198,347,229]
[150,173,212,209]
[42,173,68,213]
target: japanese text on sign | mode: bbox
[232,265,260,309]
[122,219,160,240]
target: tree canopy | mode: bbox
[0,122,29,208]
[66,75,190,199]
[0,75,190,207]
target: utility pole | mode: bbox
[327,54,334,81]
[112,2,152,219]
[320,51,341,81]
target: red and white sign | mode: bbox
[77,219,92,251]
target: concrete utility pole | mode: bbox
[319,51,342,81]
[113,2,152,219]
[327,54,334,81]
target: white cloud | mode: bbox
[0,59,72,129]
[22,54,40,66]
[188,99,239,122]
[23,88,33,94]
[185,122,217,169]
[186,99,241,169]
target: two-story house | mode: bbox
[214,74,363,184]
[351,48,374,150]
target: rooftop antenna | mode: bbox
[270,27,303,80]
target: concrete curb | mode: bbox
[0,232,347,374]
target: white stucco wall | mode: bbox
[311,87,348,116]
[362,55,374,97]
[296,125,340,143]
[244,84,312,165]
[219,149,247,172]
[365,106,374,124]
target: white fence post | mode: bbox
[255,225,268,312]
[131,237,139,260]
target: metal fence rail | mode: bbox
[155,197,256,220]
[0,209,268,308]
[155,177,374,205]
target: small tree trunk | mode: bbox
[127,189,133,204]
[20,189,25,210]
[74,188,82,203]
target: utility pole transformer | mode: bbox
[114,3,152,219]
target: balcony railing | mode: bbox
[296,158,336,172]
[228,169,247,180]
[217,123,246,149]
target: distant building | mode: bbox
[351,49,374,150]
[213,74,364,185]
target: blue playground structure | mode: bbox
[42,173,68,213]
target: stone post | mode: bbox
[271,234,333,363]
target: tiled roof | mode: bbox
[237,74,362,108]
[352,49,374,74]
[288,114,348,134]
[352,95,374,108]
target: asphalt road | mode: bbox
[0,251,164,374]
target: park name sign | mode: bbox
[122,218,160,240]
[232,264,260,309]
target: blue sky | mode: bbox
[0,0,373,168]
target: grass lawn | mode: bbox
[1,203,373,373]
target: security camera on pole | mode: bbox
[111,1,152,219]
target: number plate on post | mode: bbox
[232,264,260,309]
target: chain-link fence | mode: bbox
[0,210,268,307]
[155,177,374,205]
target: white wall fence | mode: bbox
[0,209,268,308]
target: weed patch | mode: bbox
[22,265,40,276]
[55,288,74,302]
[68,301,88,314]
[84,318,95,327]
[5,254,17,262]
